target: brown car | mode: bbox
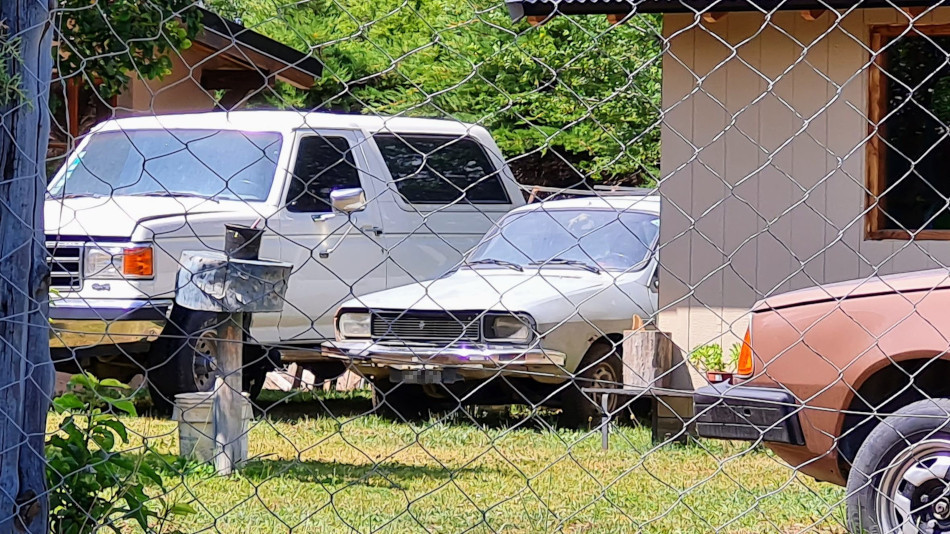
[694,269,950,534]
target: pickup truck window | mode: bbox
[373,134,509,204]
[286,136,361,212]
[47,129,281,201]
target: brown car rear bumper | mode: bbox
[693,382,805,445]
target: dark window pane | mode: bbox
[880,33,950,231]
[374,134,508,204]
[287,136,361,213]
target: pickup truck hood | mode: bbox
[45,196,246,238]
[754,268,950,311]
[343,268,616,322]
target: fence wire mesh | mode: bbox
[5,0,950,532]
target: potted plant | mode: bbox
[690,343,740,383]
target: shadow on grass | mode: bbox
[240,458,483,490]
[255,389,375,421]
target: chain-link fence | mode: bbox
[5,0,950,531]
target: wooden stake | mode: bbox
[632,315,644,331]
[800,9,824,21]
[701,12,726,23]
[213,313,245,476]
[606,13,625,26]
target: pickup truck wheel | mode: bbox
[847,398,950,534]
[147,309,222,414]
[560,342,623,429]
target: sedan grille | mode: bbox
[371,311,481,344]
[47,241,84,290]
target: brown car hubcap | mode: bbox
[878,439,950,534]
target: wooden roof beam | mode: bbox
[800,9,825,20]
[527,15,548,26]
[701,11,726,23]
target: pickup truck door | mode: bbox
[276,130,386,342]
[366,133,520,289]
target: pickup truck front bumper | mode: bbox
[49,298,171,349]
[322,340,567,382]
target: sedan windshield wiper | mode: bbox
[48,193,104,200]
[529,257,601,274]
[466,258,523,272]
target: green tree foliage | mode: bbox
[211,0,661,185]
[55,0,202,98]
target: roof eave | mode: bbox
[507,0,935,18]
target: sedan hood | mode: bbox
[344,268,612,320]
[45,196,236,238]
[755,268,950,311]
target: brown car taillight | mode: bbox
[736,328,753,377]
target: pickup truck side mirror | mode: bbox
[330,187,366,213]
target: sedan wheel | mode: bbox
[878,439,950,534]
[848,399,950,534]
[589,361,620,413]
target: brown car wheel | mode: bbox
[847,398,950,534]
[560,341,623,429]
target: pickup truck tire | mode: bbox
[147,308,277,414]
[146,309,222,414]
[560,342,623,429]
[846,398,950,534]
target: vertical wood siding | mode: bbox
[658,8,950,353]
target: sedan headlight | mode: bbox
[84,244,154,279]
[484,313,534,343]
[338,312,371,339]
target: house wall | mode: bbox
[115,45,241,115]
[658,8,950,357]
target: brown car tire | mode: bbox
[846,398,950,534]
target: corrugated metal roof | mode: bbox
[506,0,935,18]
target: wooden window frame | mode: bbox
[867,24,950,240]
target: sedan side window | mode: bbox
[286,135,361,212]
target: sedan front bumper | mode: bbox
[693,382,805,445]
[322,340,567,382]
[49,298,171,349]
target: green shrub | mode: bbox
[46,374,195,534]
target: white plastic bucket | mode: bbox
[173,391,252,464]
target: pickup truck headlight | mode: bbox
[484,313,534,343]
[84,245,154,279]
[338,312,371,339]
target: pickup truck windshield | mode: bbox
[48,129,282,201]
[468,208,659,272]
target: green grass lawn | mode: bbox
[54,391,847,533]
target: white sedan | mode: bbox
[323,194,660,426]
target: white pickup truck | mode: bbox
[46,111,525,410]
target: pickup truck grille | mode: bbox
[371,311,481,344]
[47,241,84,290]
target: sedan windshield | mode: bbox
[467,208,659,272]
[48,129,282,202]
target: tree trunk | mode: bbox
[0,1,55,533]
